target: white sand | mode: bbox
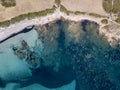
[0,9,120,45]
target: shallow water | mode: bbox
[0,19,120,90]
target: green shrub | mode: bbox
[115,17,120,23]
[112,0,120,14]
[74,11,86,15]
[0,20,10,27]
[1,0,16,7]
[55,0,61,6]
[60,5,70,15]
[11,14,26,23]
[0,5,56,27]
[103,0,112,13]
[89,13,106,18]
[101,19,108,24]
[103,25,109,30]
[103,0,120,14]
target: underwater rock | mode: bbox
[12,40,43,69]
[21,40,29,50]
[2,18,120,90]
[26,51,41,68]
[35,19,120,90]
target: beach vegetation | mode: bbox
[115,16,120,23]
[74,11,86,15]
[103,0,120,14]
[112,0,120,14]
[55,0,61,6]
[103,25,109,30]
[1,0,16,7]
[103,0,112,13]
[89,13,106,18]
[0,6,56,27]
[60,5,70,15]
[101,19,108,24]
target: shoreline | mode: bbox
[0,25,34,43]
[0,9,120,46]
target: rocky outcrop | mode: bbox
[12,40,43,69]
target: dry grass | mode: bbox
[0,0,54,22]
[103,0,112,13]
[0,6,56,27]
[103,0,120,14]
[61,0,107,16]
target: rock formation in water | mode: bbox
[12,40,43,69]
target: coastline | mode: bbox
[0,9,120,46]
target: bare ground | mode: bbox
[61,0,107,16]
[0,0,54,21]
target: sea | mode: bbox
[0,19,120,90]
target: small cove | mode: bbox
[0,19,120,90]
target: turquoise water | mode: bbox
[0,19,120,90]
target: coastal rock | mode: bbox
[12,40,43,69]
